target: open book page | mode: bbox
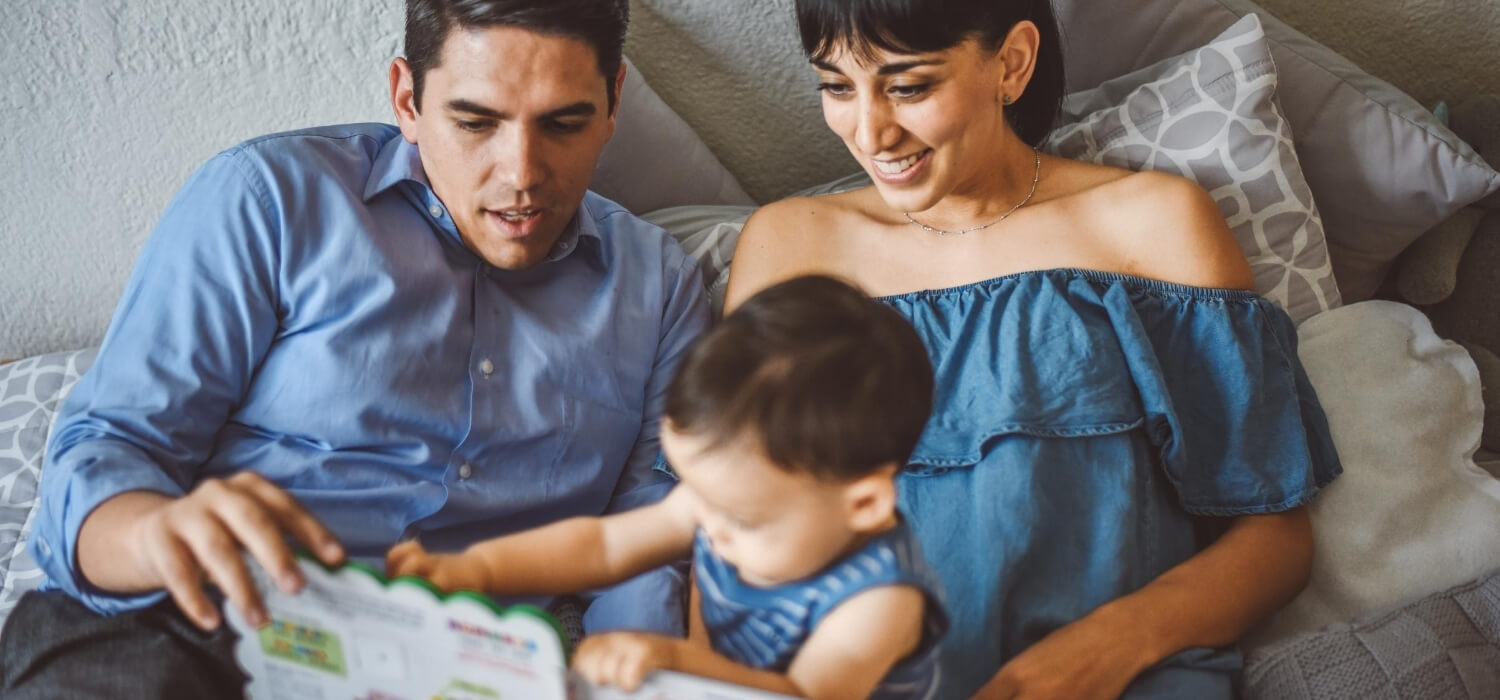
[573,670,801,700]
[228,556,801,700]
[228,556,570,699]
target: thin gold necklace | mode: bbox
[903,147,1041,236]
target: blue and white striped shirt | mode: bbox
[694,519,947,699]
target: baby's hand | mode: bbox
[573,632,680,691]
[385,540,481,592]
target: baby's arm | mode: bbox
[385,486,697,595]
[575,584,927,700]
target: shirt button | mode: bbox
[429,204,444,218]
[479,358,494,376]
[457,462,474,480]
[558,241,571,251]
[36,537,51,557]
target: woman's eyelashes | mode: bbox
[814,81,933,100]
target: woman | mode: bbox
[723,0,1342,698]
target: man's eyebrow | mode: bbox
[811,58,943,75]
[543,102,598,120]
[445,99,504,119]
[443,99,599,121]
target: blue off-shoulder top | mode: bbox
[877,269,1342,699]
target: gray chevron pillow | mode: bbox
[1045,14,1339,325]
[0,347,95,628]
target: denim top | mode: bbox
[695,520,947,699]
[877,268,1342,698]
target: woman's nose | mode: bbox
[854,98,900,156]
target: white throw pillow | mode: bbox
[590,58,756,214]
[1245,300,1500,648]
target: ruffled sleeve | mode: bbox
[1104,282,1343,516]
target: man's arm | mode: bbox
[583,243,712,635]
[386,486,699,594]
[33,151,341,629]
[603,250,713,515]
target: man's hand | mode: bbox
[78,472,344,631]
[385,539,489,593]
[572,632,681,691]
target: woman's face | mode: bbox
[814,39,1015,214]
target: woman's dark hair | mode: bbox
[405,0,629,113]
[795,0,1065,146]
[665,275,935,482]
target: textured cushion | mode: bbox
[0,348,95,628]
[590,58,756,214]
[1245,301,1500,650]
[1046,14,1337,324]
[1054,0,1500,302]
[1243,570,1500,699]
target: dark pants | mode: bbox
[0,590,246,699]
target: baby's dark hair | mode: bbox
[664,275,934,481]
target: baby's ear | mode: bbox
[842,465,900,532]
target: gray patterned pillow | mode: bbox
[1045,14,1340,324]
[0,347,95,628]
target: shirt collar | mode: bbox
[365,134,602,265]
[364,135,429,201]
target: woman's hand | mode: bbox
[573,632,681,691]
[973,608,1149,700]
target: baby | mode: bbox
[387,275,946,700]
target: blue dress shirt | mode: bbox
[31,124,711,628]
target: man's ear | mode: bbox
[609,61,628,120]
[390,57,420,144]
[996,20,1041,107]
[842,466,899,533]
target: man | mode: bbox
[0,0,709,696]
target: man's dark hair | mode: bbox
[795,0,1066,147]
[405,0,629,113]
[665,275,935,482]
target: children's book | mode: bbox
[226,555,799,700]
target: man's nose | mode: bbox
[496,126,546,192]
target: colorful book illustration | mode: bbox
[227,555,798,700]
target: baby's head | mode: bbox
[663,275,934,585]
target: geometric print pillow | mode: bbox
[0,347,95,630]
[1046,14,1341,324]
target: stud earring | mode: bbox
[1002,95,1014,105]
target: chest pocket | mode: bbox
[905,318,1148,476]
[541,359,649,507]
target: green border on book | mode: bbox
[291,551,571,661]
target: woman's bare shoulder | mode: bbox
[728,189,880,309]
[1068,168,1255,290]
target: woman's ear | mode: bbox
[995,20,1042,107]
[842,465,899,533]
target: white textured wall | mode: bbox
[3,0,1498,358]
[0,0,402,359]
[627,0,855,205]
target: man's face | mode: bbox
[391,26,621,270]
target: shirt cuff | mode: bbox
[33,439,186,615]
[582,563,688,636]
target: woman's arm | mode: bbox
[386,486,698,595]
[978,508,1313,699]
[576,584,928,700]
[724,198,834,312]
